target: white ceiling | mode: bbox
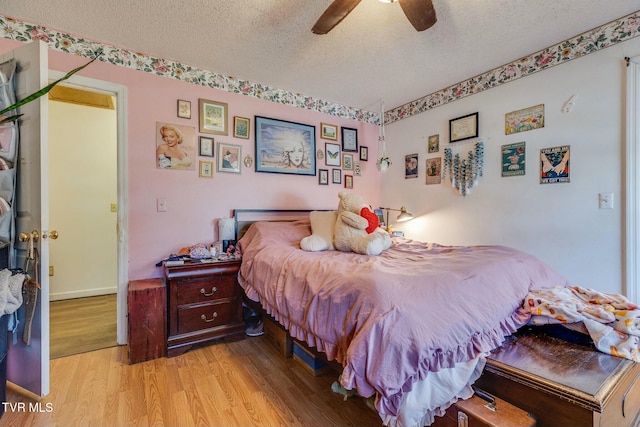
[0,1,638,112]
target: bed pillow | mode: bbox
[300,210,337,252]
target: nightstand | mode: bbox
[164,259,245,357]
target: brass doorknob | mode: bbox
[19,230,39,242]
[43,230,59,240]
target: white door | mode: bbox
[2,40,50,396]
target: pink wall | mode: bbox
[0,40,382,279]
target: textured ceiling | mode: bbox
[0,1,638,112]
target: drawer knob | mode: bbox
[200,286,217,297]
[201,312,218,322]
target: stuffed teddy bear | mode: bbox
[333,192,391,256]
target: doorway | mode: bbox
[45,72,128,357]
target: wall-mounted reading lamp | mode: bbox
[379,206,414,231]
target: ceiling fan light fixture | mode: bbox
[379,0,398,3]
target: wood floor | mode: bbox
[3,335,382,427]
[49,294,117,359]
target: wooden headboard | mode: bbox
[232,209,319,240]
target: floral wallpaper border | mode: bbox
[386,11,640,124]
[0,12,638,126]
[0,14,378,124]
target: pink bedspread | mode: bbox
[237,220,568,417]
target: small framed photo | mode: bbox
[428,134,439,153]
[354,161,362,176]
[177,99,191,119]
[325,142,341,166]
[321,122,338,140]
[199,160,213,178]
[341,127,358,152]
[342,153,354,170]
[217,142,242,173]
[359,145,368,161]
[449,112,478,143]
[332,168,342,184]
[234,116,250,139]
[318,169,329,185]
[199,136,214,157]
[405,153,418,179]
[344,174,353,189]
[199,98,228,135]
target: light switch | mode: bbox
[157,198,167,212]
[599,192,613,209]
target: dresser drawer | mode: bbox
[176,275,237,305]
[177,301,235,334]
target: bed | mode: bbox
[235,211,569,427]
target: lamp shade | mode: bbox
[396,207,414,222]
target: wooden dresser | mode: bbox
[164,259,245,357]
[475,329,640,427]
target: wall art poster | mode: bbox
[428,134,439,153]
[540,145,570,184]
[155,122,196,171]
[505,104,544,135]
[501,141,526,177]
[405,153,418,179]
[425,157,442,185]
[255,116,316,175]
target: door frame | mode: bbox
[48,71,129,344]
[626,55,640,304]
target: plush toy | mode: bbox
[333,192,391,256]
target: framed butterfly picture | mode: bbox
[325,142,341,167]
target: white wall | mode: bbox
[49,99,118,299]
[382,37,640,296]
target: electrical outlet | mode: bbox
[157,198,167,212]
[599,192,614,209]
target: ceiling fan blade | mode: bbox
[398,0,437,32]
[312,0,362,34]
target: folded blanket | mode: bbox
[525,285,640,361]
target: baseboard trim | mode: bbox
[50,288,117,301]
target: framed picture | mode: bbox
[217,142,241,173]
[342,153,354,170]
[177,99,191,119]
[502,141,526,177]
[344,174,353,189]
[341,127,358,152]
[449,112,478,143]
[374,209,385,228]
[325,143,341,166]
[405,153,418,179]
[426,157,442,185]
[199,98,228,135]
[199,160,213,178]
[155,122,196,171]
[505,104,544,135]
[359,145,368,161]
[254,116,316,175]
[332,168,342,184]
[540,145,570,184]
[354,161,362,176]
[320,122,338,140]
[234,116,250,139]
[199,136,214,157]
[428,134,439,153]
[318,169,329,185]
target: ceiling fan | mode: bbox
[312,0,437,34]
